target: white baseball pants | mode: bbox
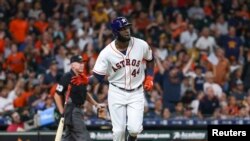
[108,84,144,141]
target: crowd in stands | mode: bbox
[0,0,250,132]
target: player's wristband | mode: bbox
[146,68,154,76]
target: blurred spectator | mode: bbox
[40,0,57,17]
[242,50,250,91]
[236,4,250,20]
[156,53,193,112]
[193,65,205,92]
[72,11,85,30]
[180,76,194,97]
[170,13,187,40]
[63,52,72,73]
[219,26,243,63]
[9,11,28,44]
[195,27,217,56]
[210,14,228,36]
[41,60,62,90]
[187,0,205,20]
[190,92,204,115]
[146,90,161,110]
[180,23,198,50]
[203,71,223,98]
[0,30,6,54]
[146,98,163,120]
[229,79,247,102]
[4,43,26,74]
[6,111,24,132]
[28,1,42,19]
[92,2,109,25]
[72,0,89,19]
[34,12,48,34]
[43,95,55,110]
[135,10,151,32]
[120,0,133,16]
[0,0,10,21]
[183,105,197,119]
[162,108,171,120]
[13,80,33,108]
[198,87,219,118]
[203,0,214,18]
[238,105,249,119]
[213,104,229,119]
[207,48,230,91]
[0,87,14,114]
[227,96,240,117]
[171,102,184,119]
[181,90,196,106]
[27,85,46,111]
[83,101,97,120]
[55,45,67,72]
[154,33,168,61]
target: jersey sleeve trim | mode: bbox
[144,57,153,61]
[143,55,153,62]
[93,69,106,75]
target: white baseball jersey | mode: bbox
[93,37,152,90]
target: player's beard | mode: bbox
[117,34,130,42]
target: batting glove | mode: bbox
[144,75,153,91]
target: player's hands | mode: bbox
[144,75,153,91]
[60,112,64,118]
[96,103,106,109]
[71,73,89,85]
[96,103,107,120]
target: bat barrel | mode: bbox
[55,118,64,141]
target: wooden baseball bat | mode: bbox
[55,117,64,141]
[54,85,72,141]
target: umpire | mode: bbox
[54,55,102,141]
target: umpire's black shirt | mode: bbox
[56,70,87,105]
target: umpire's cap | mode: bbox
[70,55,84,64]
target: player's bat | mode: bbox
[55,117,64,141]
[54,85,72,141]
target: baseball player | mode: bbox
[71,17,154,141]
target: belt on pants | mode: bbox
[68,103,84,108]
[111,83,142,92]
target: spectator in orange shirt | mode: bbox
[9,11,28,43]
[34,12,49,34]
[5,43,26,74]
[170,13,187,40]
[237,4,250,20]
[203,0,213,17]
[16,81,34,107]
[35,32,53,52]
[135,10,151,32]
[121,0,133,16]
